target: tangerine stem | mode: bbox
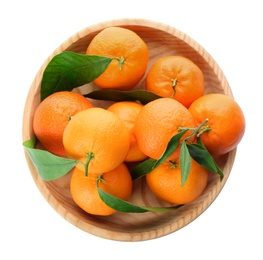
[171,78,177,98]
[169,160,178,168]
[178,118,209,143]
[195,118,209,136]
[84,152,94,177]
[96,174,104,188]
[113,56,125,70]
[197,125,211,137]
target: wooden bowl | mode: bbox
[22,18,236,241]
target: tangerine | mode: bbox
[86,26,149,90]
[107,101,147,162]
[62,107,130,174]
[145,56,204,108]
[32,91,93,157]
[188,93,246,156]
[146,158,209,205]
[70,163,133,216]
[134,97,196,160]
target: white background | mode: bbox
[1,0,261,259]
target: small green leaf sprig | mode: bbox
[132,119,224,185]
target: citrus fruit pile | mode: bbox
[29,26,246,216]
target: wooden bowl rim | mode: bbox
[22,18,236,241]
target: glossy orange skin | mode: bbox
[33,91,93,157]
[189,93,246,156]
[134,97,196,160]
[86,27,149,90]
[146,159,209,205]
[70,163,133,216]
[63,107,130,174]
[107,101,147,162]
[146,56,204,108]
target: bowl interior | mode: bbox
[22,19,236,241]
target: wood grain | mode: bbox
[22,18,236,241]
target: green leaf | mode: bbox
[23,137,36,148]
[187,143,224,180]
[41,52,113,100]
[98,187,183,213]
[131,130,188,180]
[84,89,162,105]
[180,140,191,186]
[131,158,156,180]
[23,139,77,181]
[153,129,188,169]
